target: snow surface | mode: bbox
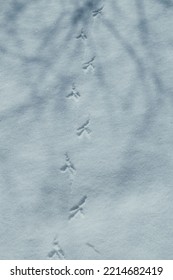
[0,0,173,259]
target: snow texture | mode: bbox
[0,0,173,260]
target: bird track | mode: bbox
[92,6,104,17]
[86,242,100,254]
[66,84,81,101]
[77,119,92,137]
[82,56,96,71]
[48,237,65,260]
[76,28,87,40]
[60,153,76,175]
[69,195,87,220]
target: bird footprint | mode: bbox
[92,6,104,17]
[66,84,80,101]
[77,119,91,137]
[76,28,87,40]
[83,56,96,71]
[69,195,87,220]
[60,153,76,176]
[48,237,65,260]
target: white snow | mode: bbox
[0,0,173,259]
